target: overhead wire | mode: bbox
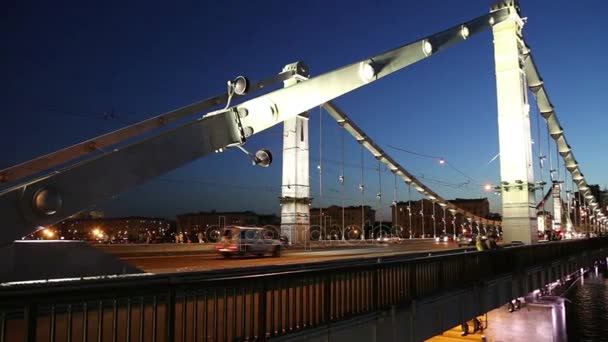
[385,144,481,186]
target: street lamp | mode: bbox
[43,228,54,239]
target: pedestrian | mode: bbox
[461,321,469,336]
[485,234,494,250]
[476,235,486,251]
[491,235,498,249]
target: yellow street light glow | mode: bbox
[43,229,54,238]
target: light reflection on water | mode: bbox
[566,270,608,341]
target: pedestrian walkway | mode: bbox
[425,317,487,342]
[427,297,563,342]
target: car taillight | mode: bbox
[215,245,224,249]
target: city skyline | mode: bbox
[2,1,607,223]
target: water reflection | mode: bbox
[566,269,608,341]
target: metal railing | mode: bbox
[1,237,608,341]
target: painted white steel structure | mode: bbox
[279,63,312,245]
[0,1,605,249]
[524,50,607,229]
[322,102,501,228]
[491,3,537,243]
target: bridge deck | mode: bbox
[1,238,606,341]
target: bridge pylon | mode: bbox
[492,1,538,244]
[279,62,312,246]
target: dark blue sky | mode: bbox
[2,1,607,220]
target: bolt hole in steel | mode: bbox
[32,187,62,215]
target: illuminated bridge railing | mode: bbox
[2,238,608,341]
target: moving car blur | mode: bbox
[435,233,454,242]
[216,226,282,258]
[457,234,477,247]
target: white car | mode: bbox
[216,226,282,258]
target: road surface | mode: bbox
[118,240,467,273]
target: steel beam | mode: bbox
[0,71,296,187]
[231,9,510,137]
[0,111,244,245]
[0,7,511,244]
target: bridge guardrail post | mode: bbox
[438,261,445,292]
[324,273,332,323]
[165,288,176,342]
[408,263,417,302]
[24,302,37,342]
[373,268,380,310]
[258,282,268,340]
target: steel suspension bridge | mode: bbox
[1,1,607,341]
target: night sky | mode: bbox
[2,1,607,221]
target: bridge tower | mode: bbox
[279,62,311,245]
[491,1,538,244]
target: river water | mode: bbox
[566,268,608,341]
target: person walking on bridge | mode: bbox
[486,233,498,250]
[476,235,486,251]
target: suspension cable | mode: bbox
[573,178,579,229]
[340,125,345,185]
[564,161,571,232]
[432,201,437,238]
[420,195,425,238]
[442,207,447,235]
[319,106,323,198]
[555,142,564,232]
[377,160,382,204]
[360,144,365,240]
[547,127,554,182]
[451,210,457,239]
[408,182,412,239]
[535,98,545,216]
[339,123,345,240]
[393,173,398,236]
[318,106,323,240]
[556,142,561,182]
[578,182,584,231]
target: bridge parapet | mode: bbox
[1,238,607,341]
